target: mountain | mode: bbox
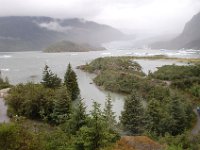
[0,16,125,52]
[152,12,200,50]
[44,41,106,53]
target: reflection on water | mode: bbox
[0,49,198,119]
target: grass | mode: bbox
[127,55,200,64]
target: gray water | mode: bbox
[0,49,199,120]
[0,98,9,123]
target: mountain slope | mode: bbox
[0,16,124,52]
[152,12,200,50]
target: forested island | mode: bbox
[44,41,106,53]
[0,56,200,150]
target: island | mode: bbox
[43,41,106,53]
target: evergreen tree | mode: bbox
[145,98,162,135]
[87,101,105,149]
[64,63,80,101]
[41,65,61,89]
[167,95,187,135]
[76,101,119,150]
[103,94,116,129]
[64,98,87,134]
[120,90,144,135]
[51,87,71,124]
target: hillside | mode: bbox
[44,41,106,52]
[0,16,125,52]
[152,12,200,50]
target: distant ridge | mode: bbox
[152,12,200,50]
[0,16,125,52]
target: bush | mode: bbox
[6,83,55,120]
[0,123,43,150]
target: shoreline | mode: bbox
[0,88,10,123]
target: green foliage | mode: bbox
[41,128,74,150]
[94,70,142,94]
[3,61,121,150]
[41,65,62,89]
[63,98,87,134]
[160,132,200,150]
[76,101,119,150]
[145,98,163,135]
[80,57,156,95]
[0,72,10,90]
[145,89,193,136]
[3,56,200,149]
[6,83,55,120]
[151,64,200,80]
[5,82,118,149]
[190,84,200,98]
[81,56,196,144]
[148,85,170,101]
[168,95,187,135]
[121,90,144,135]
[166,145,183,150]
[0,123,43,150]
[103,94,117,130]
[151,64,200,98]
[51,87,71,124]
[64,63,80,101]
[6,83,72,124]
[82,57,143,73]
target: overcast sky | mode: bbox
[0,0,200,35]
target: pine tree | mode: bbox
[120,90,144,135]
[51,87,71,124]
[41,65,61,89]
[64,63,80,101]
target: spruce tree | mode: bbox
[51,87,71,124]
[41,65,61,89]
[65,98,87,134]
[103,94,116,129]
[89,101,104,149]
[167,95,186,135]
[76,101,119,150]
[64,63,80,101]
[120,90,144,135]
[145,98,162,135]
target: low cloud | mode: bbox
[0,0,200,35]
[38,21,73,32]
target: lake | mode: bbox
[0,48,199,121]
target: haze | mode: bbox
[0,0,200,35]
